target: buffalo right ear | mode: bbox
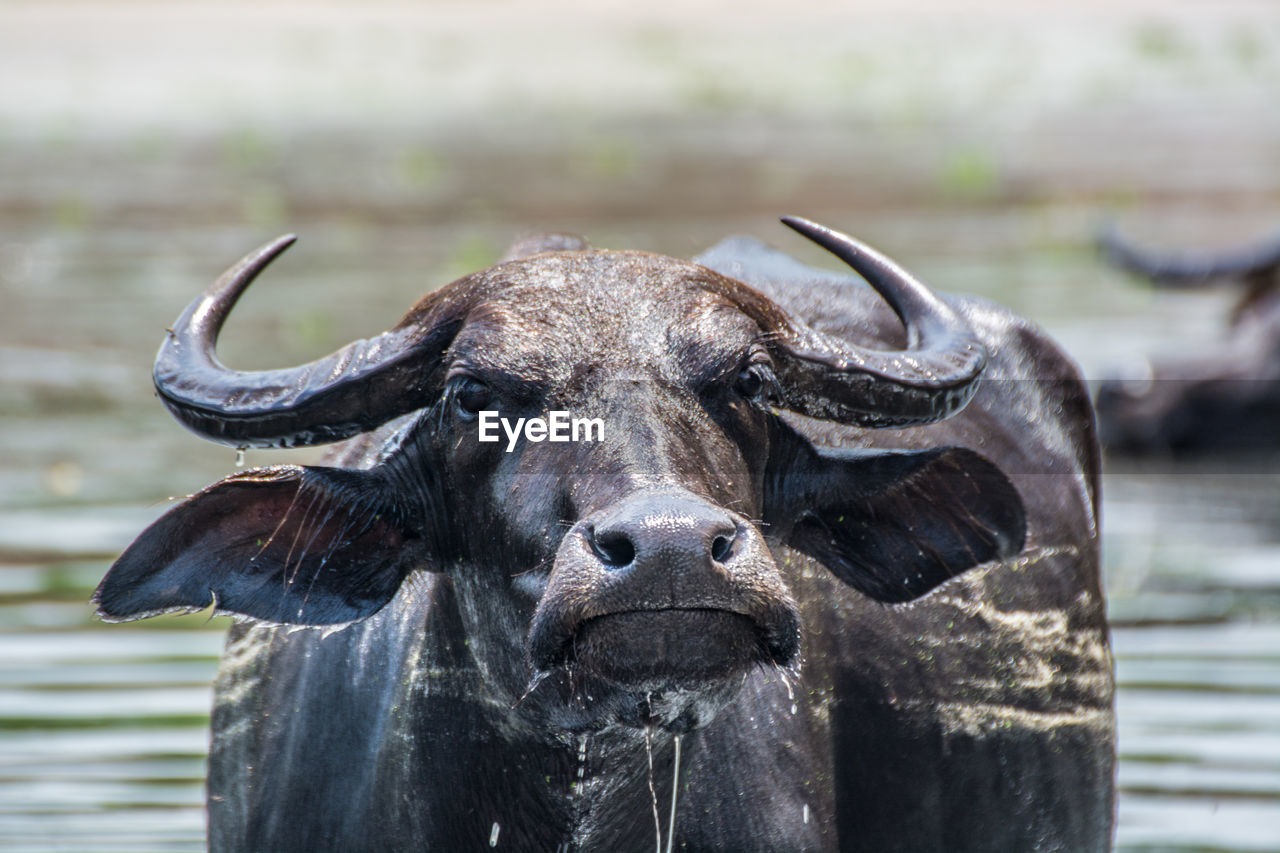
[93,465,428,626]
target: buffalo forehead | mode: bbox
[452,251,763,386]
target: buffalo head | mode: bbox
[1095,223,1280,453]
[94,218,1025,734]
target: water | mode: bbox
[1106,459,1280,852]
[2,2,1279,850]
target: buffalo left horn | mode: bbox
[720,217,987,428]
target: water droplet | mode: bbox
[235,447,246,467]
[778,668,797,716]
[489,822,500,847]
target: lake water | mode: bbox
[2,3,1279,850]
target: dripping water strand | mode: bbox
[666,734,682,853]
[569,734,590,852]
[645,725,661,853]
[576,733,589,793]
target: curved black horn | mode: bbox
[1098,222,1280,287]
[154,236,478,449]
[767,217,987,427]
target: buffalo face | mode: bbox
[94,219,1026,734]
[406,253,802,730]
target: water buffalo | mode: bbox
[94,218,1114,852]
[1096,224,1280,453]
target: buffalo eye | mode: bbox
[734,363,775,401]
[453,377,494,419]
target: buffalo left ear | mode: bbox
[764,421,1026,603]
[93,465,427,625]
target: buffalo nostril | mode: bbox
[711,533,734,563]
[591,528,636,568]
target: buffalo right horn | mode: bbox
[153,236,501,449]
